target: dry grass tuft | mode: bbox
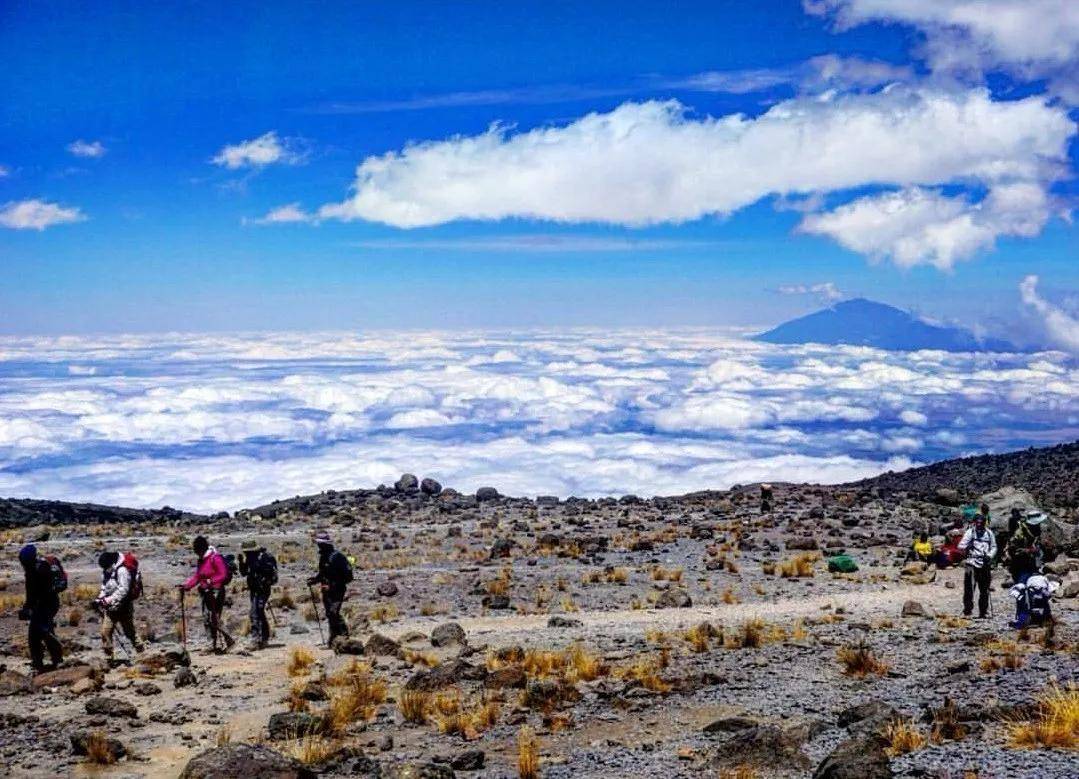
[778,552,817,578]
[287,646,316,677]
[518,726,540,779]
[279,733,341,764]
[83,731,117,765]
[398,689,430,724]
[325,664,387,733]
[614,655,671,693]
[836,639,890,677]
[718,767,759,779]
[1008,684,1079,750]
[882,718,927,756]
[565,643,607,682]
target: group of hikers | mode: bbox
[15,530,353,673]
[907,503,1059,628]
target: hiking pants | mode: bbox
[249,592,270,646]
[28,602,62,671]
[200,588,232,648]
[322,589,348,642]
[101,602,143,657]
[963,566,991,617]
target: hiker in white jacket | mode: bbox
[95,552,144,660]
[957,515,996,619]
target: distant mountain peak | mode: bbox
[756,298,1015,352]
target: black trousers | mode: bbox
[29,603,63,670]
[963,566,991,617]
[200,588,233,648]
[322,590,348,642]
[249,592,270,645]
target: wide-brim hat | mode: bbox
[314,530,332,545]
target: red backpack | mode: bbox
[42,555,68,594]
[121,552,143,601]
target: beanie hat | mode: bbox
[18,544,37,565]
[98,551,119,569]
[192,535,209,555]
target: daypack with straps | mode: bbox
[257,552,278,587]
[43,555,68,594]
[221,553,238,587]
[121,551,143,601]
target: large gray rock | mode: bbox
[405,659,486,691]
[475,486,500,502]
[180,744,315,779]
[654,589,692,609]
[420,478,442,496]
[85,696,138,719]
[430,622,466,647]
[813,732,891,779]
[267,711,326,740]
[70,731,127,762]
[394,473,419,493]
[365,633,400,656]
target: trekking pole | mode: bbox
[267,601,279,628]
[179,589,188,648]
[308,584,326,646]
[114,631,133,661]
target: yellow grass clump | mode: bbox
[83,731,117,765]
[280,734,340,764]
[398,689,430,724]
[518,726,540,779]
[779,552,817,578]
[287,646,316,677]
[836,640,890,677]
[883,718,927,756]
[1008,684,1079,750]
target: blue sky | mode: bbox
[1,1,1077,340]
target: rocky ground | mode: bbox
[0,445,1077,778]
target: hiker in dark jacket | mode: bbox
[95,551,144,661]
[1005,511,1045,585]
[238,540,276,650]
[306,531,352,643]
[18,545,63,672]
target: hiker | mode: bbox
[958,514,996,618]
[1005,510,1045,585]
[17,545,64,673]
[1009,574,1058,629]
[179,535,235,652]
[934,529,964,569]
[306,530,353,643]
[238,540,277,650]
[94,551,145,661]
[906,532,933,563]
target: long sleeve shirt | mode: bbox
[182,547,229,591]
[958,527,996,569]
[97,561,132,609]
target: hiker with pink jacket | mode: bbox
[179,535,235,652]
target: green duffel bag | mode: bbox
[827,554,859,573]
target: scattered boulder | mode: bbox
[900,600,930,618]
[174,667,198,688]
[431,622,466,648]
[934,488,960,507]
[476,487,500,502]
[395,474,419,493]
[376,581,399,597]
[654,589,692,609]
[0,667,32,696]
[32,664,99,690]
[547,616,583,628]
[420,478,442,496]
[450,749,485,771]
[709,724,811,771]
[180,743,315,779]
[365,633,400,656]
[813,732,891,779]
[85,696,138,719]
[331,636,366,655]
[489,538,515,559]
[785,537,819,551]
[71,731,127,762]
[482,594,510,610]
[484,667,527,689]
[267,712,327,740]
[523,678,564,709]
[405,660,486,691]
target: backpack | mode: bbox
[42,555,68,594]
[332,550,354,585]
[121,551,143,601]
[827,554,859,573]
[221,553,238,587]
[255,552,278,588]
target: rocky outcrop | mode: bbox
[180,744,315,778]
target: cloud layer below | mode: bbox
[0,331,1075,512]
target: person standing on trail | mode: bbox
[1005,510,1045,585]
[958,514,996,619]
[95,551,145,661]
[17,545,64,673]
[306,531,353,644]
[238,540,277,650]
[179,535,235,652]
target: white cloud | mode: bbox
[0,165,9,177]
[251,203,315,225]
[212,131,305,170]
[799,183,1050,269]
[66,139,107,158]
[680,54,912,94]
[0,199,85,230]
[318,88,1072,235]
[777,282,845,302]
[807,0,1079,100]
[0,330,1074,510]
[1020,276,1079,355]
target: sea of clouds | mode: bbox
[0,330,1076,513]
